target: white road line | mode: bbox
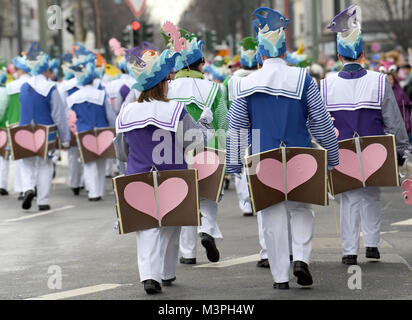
[392,219,412,227]
[4,205,75,223]
[25,284,126,300]
[194,255,260,268]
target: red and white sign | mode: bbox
[126,0,146,18]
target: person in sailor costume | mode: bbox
[0,59,9,196]
[114,48,213,295]
[0,55,32,199]
[226,8,340,289]
[161,23,228,265]
[323,5,410,266]
[58,51,85,196]
[66,47,116,202]
[19,43,71,211]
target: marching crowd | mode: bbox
[0,4,411,295]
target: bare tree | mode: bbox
[361,0,412,50]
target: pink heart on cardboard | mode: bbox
[124,178,189,220]
[15,129,46,153]
[0,131,7,149]
[82,130,114,156]
[191,151,220,181]
[335,144,387,182]
[256,154,318,194]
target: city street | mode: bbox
[0,155,411,301]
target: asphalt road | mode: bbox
[0,155,411,301]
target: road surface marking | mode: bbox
[26,284,126,300]
[194,255,260,268]
[4,205,75,223]
[391,219,412,226]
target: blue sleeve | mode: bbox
[226,97,250,174]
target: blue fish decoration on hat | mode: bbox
[327,4,361,33]
[26,42,50,76]
[253,7,289,59]
[253,7,289,34]
[328,4,364,60]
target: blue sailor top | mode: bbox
[226,58,339,173]
[20,76,55,127]
[66,85,110,133]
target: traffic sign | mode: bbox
[126,0,146,18]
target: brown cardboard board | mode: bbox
[245,145,328,213]
[329,135,399,195]
[113,169,200,234]
[7,124,58,160]
[77,127,116,164]
[187,148,226,203]
[0,128,8,159]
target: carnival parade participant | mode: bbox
[377,61,412,141]
[162,23,228,265]
[0,59,9,196]
[114,48,214,295]
[66,46,116,202]
[19,43,71,211]
[323,5,410,266]
[226,7,340,289]
[224,37,259,218]
[0,56,32,199]
[58,52,85,196]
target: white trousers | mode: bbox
[235,171,252,214]
[83,159,106,199]
[105,159,114,176]
[257,210,292,260]
[179,199,223,259]
[261,201,314,284]
[68,147,83,189]
[340,187,382,256]
[0,156,9,189]
[21,156,53,205]
[14,160,23,193]
[136,226,181,283]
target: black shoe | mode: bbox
[0,188,9,196]
[143,280,162,295]
[243,212,254,217]
[342,255,358,265]
[22,190,35,210]
[72,188,80,196]
[366,247,380,260]
[200,233,220,263]
[162,277,176,287]
[273,282,290,290]
[257,259,270,269]
[34,187,37,198]
[293,261,313,287]
[180,257,197,265]
[290,255,294,262]
[88,197,102,202]
[38,205,51,211]
[18,192,24,201]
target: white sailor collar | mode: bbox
[27,74,56,97]
[6,74,31,95]
[234,57,307,100]
[66,85,106,108]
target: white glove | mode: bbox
[199,107,214,125]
